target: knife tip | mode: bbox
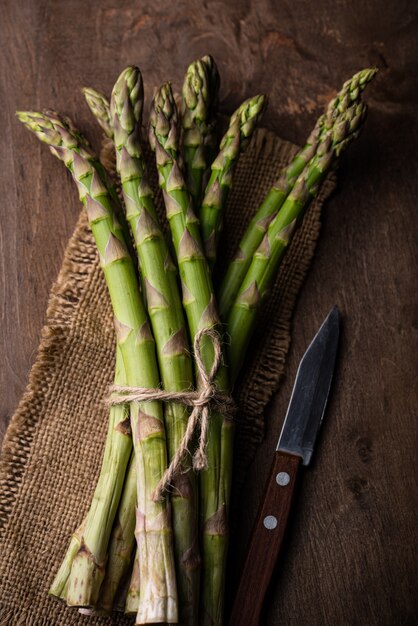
[329,305,340,323]
[321,306,340,338]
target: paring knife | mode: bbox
[229,306,340,626]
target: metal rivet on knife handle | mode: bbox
[263,515,278,530]
[276,472,290,486]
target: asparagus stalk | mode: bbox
[47,337,131,603]
[80,460,138,616]
[199,94,266,267]
[17,112,133,607]
[125,549,141,614]
[43,97,131,610]
[18,110,178,623]
[49,517,87,601]
[49,363,125,603]
[150,82,233,626]
[227,91,373,378]
[82,87,113,138]
[218,67,377,318]
[181,55,220,210]
[96,454,137,614]
[111,65,200,625]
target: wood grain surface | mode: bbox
[1,1,417,624]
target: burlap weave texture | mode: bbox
[0,128,335,625]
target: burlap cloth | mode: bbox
[0,128,335,625]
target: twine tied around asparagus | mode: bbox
[108,328,235,501]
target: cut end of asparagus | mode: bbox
[78,608,95,616]
[66,542,106,608]
[49,521,86,601]
[124,552,140,615]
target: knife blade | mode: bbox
[229,307,340,626]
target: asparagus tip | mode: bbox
[16,110,34,122]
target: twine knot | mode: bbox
[108,328,235,501]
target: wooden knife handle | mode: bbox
[229,451,302,626]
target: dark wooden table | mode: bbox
[1,1,417,624]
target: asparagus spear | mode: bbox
[201,54,221,175]
[49,352,127,604]
[181,55,220,210]
[218,68,377,318]
[47,333,131,602]
[82,87,113,138]
[199,94,266,267]
[150,82,233,626]
[111,65,200,625]
[227,93,372,377]
[50,87,136,612]
[17,112,133,607]
[18,110,178,623]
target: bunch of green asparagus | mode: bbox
[17,57,376,625]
